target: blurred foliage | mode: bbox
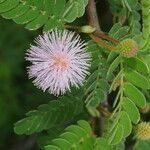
[0,16,55,149]
[0,0,150,150]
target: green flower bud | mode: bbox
[80,25,96,33]
[135,122,150,140]
[116,39,138,58]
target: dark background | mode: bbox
[0,16,55,150]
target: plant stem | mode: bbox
[89,34,116,51]
[86,0,105,137]
[93,31,120,44]
[97,106,112,117]
[86,0,101,31]
[65,24,120,45]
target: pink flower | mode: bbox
[26,29,91,96]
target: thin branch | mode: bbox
[97,105,112,117]
[86,0,101,31]
[65,24,120,44]
[86,0,119,45]
[89,34,116,51]
[93,31,120,44]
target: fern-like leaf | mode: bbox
[85,41,110,117]
[106,25,150,143]
[14,96,84,135]
[0,0,88,31]
[45,120,95,150]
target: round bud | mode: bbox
[80,25,96,33]
[135,122,150,140]
[117,39,138,58]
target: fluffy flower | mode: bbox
[135,122,150,140]
[116,39,138,58]
[26,29,91,95]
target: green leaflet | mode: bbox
[113,26,130,39]
[109,69,123,92]
[109,123,124,145]
[0,0,5,3]
[124,68,150,89]
[122,97,140,124]
[130,14,141,35]
[85,70,99,88]
[125,0,138,9]
[52,0,66,17]
[2,4,29,19]
[124,57,149,74]
[118,111,132,138]
[45,120,95,150]
[45,145,61,150]
[86,88,106,107]
[86,71,109,93]
[98,79,110,92]
[43,18,62,32]
[107,55,122,79]
[123,83,146,108]
[0,0,19,13]
[37,126,65,149]
[108,111,132,146]
[64,0,88,22]
[109,23,122,37]
[109,23,130,40]
[85,79,108,108]
[134,140,150,150]
[114,141,125,150]
[94,138,112,150]
[25,14,49,30]
[63,2,78,23]
[139,0,150,51]
[52,139,72,150]
[123,0,138,11]
[14,97,83,135]
[0,0,88,31]
[108,0,141,35]
[107,52,118,63]
[13,8,39,24]
[86,106,100,117]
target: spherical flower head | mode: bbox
[135,122,150,140]
[26,29,91,96]
[117,39,138,58]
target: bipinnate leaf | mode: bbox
[45,120,95,150]
[85,41,110,113]
[14,97,83,135]
[0,0,88,31]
